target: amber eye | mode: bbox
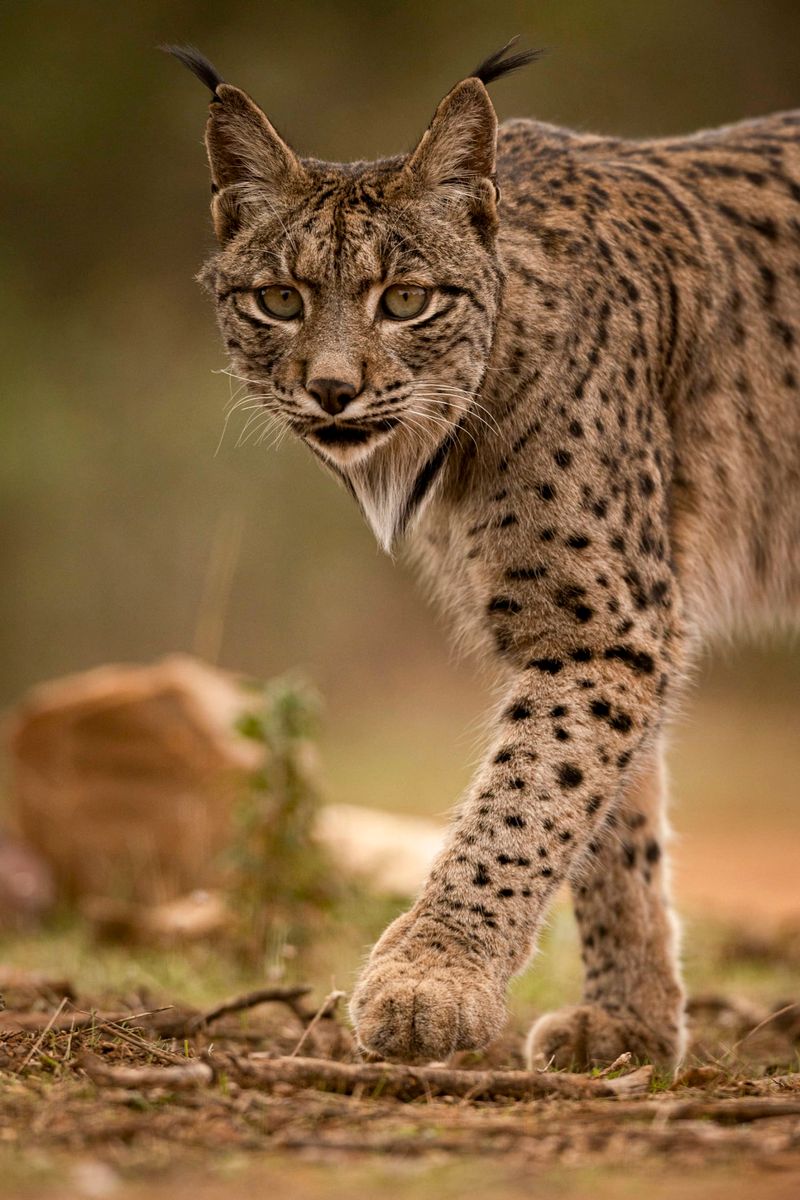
[256,284,303,320]
[380,284,430,321]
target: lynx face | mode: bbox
[173,50,508,546]
[203,162,501,473]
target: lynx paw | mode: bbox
[525,1003,683,1070]
[350,954,506,1063]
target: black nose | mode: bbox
[306,377,357,416]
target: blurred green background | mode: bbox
[2,0,799,915]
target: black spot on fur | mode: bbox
[527,657,564,675]
[604,645,655,674]
[505,565,547,581]
[571,647,594,663]
[488,595,522,614]
[557,762,583,789]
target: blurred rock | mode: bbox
[0,833,55,926]
[314,803,443,895]
[5,654,447,916]
[82,889,231,944]
[721,920,800,970]
[7,655,262,902]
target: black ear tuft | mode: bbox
[472,38,543,86]
[160,44,225,97]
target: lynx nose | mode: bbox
[306,377,358,416]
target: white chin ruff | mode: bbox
[346,424,456,554]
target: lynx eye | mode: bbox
[256,284,303,320]
[381,284,430,321]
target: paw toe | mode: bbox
[351,965,505,1063]
[526,1004,681,1070]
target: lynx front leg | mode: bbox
[526,748,686,1070]
[350,639,674,1062]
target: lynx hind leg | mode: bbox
[526,751,686,1070]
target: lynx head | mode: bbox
[166,42,539,550]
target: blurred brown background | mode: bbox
[2,0,799,918]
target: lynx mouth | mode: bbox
[307,417,400,448]
[311,425,374,446]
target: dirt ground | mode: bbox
[0,946,798,1200]
[1,667,797,1198]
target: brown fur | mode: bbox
[174,48,800,1067]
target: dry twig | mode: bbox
[289,990,346,1057]
[82,1051,654,1101]
[729,1001,800,1054]
[80,1052,213,1091]
[190,985,313,1032]
[656,1097,800,1124]
[18,996,68,1070]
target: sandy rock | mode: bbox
[0,833,55,925]
[82,889,231,943]
[6,654,446,910]
[314,803,443,895]
[7,655,262,902]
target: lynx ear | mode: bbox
[205,84,306,241]
[404,77,497,198]
[394,40,541,216]
[162,45,306,243]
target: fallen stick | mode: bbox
[18,997,68,1069]
[82,1051,653,1101]
[224,1055,654,1100]
[656,1097,800,1124]
[81,1052,213,1091]
[289,990,346,1057]
[190,985,313,1032]
[729,1001,800,1055]
[92,1017,187,1065]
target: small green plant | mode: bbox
[231,673,344,967]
